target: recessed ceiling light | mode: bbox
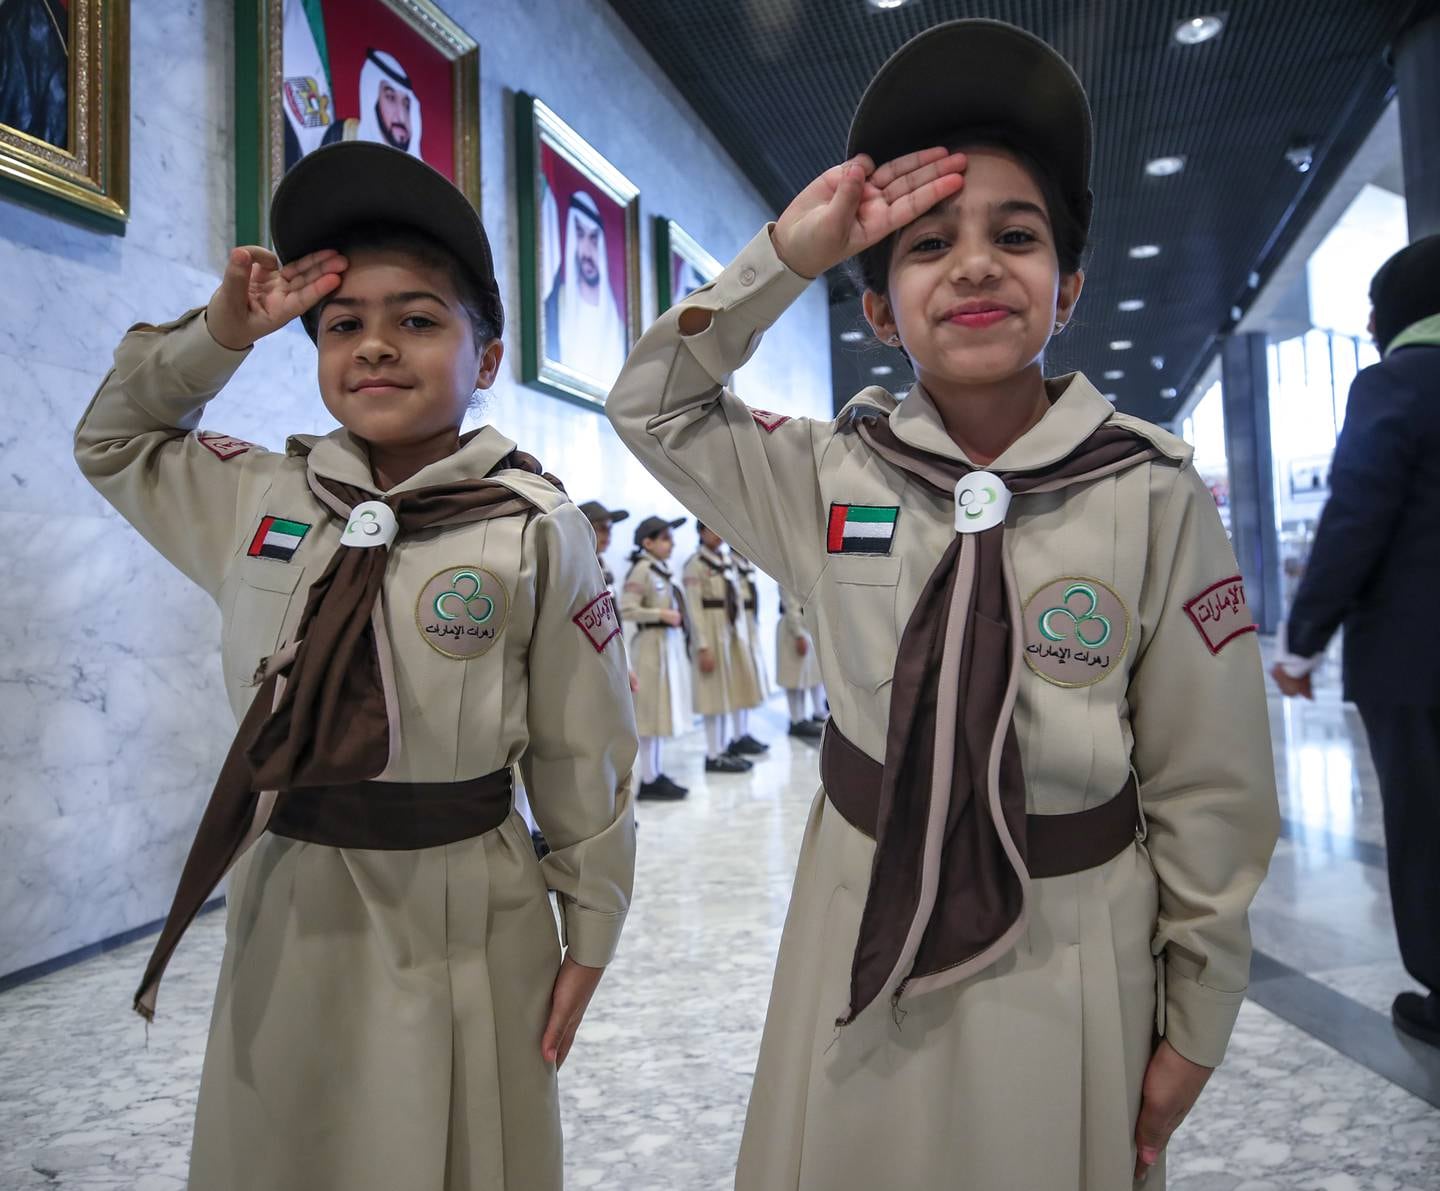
[866,0,907,8]
[839,330,865,343]
[1104,369,1125,380]
[1230,305,1244,321]
[1109,340,1133,351]
[1161,387,1179,399]
[1173,15,1224,45]
[1145,156,1186,177]
[871,365,895,376]
[1129,244,1162,259]
[1151,355,1166,370]
[1118,299,1146,312]
[1104,393,1119,403]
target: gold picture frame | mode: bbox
[0,0,129,229]
[235,0,480,245]
[516,93,642,408]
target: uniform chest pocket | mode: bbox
[223,559,305,683]
[818,554,902,691]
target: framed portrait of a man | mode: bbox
[235,0,479,244]
[0,0,128,227]
[655,218,722,313]
[516,94,641,407]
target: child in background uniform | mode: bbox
[608,21,1277,1190]
[76,142,637,1191]
[684,523,754,773]
[776,588,826,738]
[620,515,693,800]
[730,550,773,754]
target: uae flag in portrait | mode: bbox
[248,516,311,563]
[282,0,335,156]
[827,504,899,555]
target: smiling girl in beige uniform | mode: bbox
[609,20,1278,1190]
[75,142,636,1191]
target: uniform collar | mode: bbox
[888,373,1115,473]
[697,545,728,569]
[288,424,520,497]
[644,549,671,573]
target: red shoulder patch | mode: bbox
[574,591,622,654]
[1183,576,1256,655]
[750,407,791,433]
[196,430,255,461]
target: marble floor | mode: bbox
[1,657,1438,1189]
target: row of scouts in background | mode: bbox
[580,502,828,800]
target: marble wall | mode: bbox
[0,0,832,978]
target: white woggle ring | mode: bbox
[954,471,1011,534]
[341,500,398,548]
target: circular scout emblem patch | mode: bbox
[1022,577,1130,688]
[416,566,510,659]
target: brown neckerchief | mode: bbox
[627,553,692,652]
[839,410,1161,1025]
[134,450,558,1020]
[699,550,739,625]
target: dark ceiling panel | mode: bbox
[604,0,1417,423]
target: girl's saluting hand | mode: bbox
[771,149,967,280]
[205,246,348,351]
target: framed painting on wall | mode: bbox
[234,0,480,244]
[0,0,129,229]
[655,217,721,312]
[516,93,641,407]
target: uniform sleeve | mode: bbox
[620,561,665,626]
[521,503,639,968]
[74,309,268,598]
[684,563,719,653]
[1286,366,1418,658]
[606,227,829,598]
[1128,464,1280,1068]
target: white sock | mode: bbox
[734,708,750,740]
[810,686,828,718]
[638,736,660,784]
[787,689,807,723]
[705,715,727,758]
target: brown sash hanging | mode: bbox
[134,451,558,1021]
[836,410,1161,1025]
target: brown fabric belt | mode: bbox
[821,723,1140,880]
[700,598,728,609]
[268,769,513,851]
[634,622,678,633]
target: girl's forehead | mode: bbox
[334,249,460,302]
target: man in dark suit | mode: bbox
[1274,235,1440,1049]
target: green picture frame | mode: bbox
[654,217,722,313]
[516,93,642,408]
[232,0,480,246]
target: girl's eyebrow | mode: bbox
[325,291,449,308]
[910,196,1048,227]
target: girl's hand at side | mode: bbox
[541,955,605,1068]
[1134,1039,1214,1180]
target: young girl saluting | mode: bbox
[76,142,637,1191]
[608,20,1277,1189]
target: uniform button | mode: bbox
[740,267,757,286]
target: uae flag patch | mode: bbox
[247,515,311,563]
[827,503,899,555]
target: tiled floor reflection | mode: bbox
[2,662,1438,1189]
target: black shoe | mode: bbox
[789,720,824,739]
[638,778,687,801]
[657,774,689,796]
[706,754,752,774]
[729,734,770,756]
[1392,992,1440,1048]
[530,829,551,860]
[810,713,828,724]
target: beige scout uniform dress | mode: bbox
[621,551,692,736]
[76,311,638,1191]
[684,546,743,717]
[731,555,771,707]
[608,229,1280,1190]
[775,590,822,692]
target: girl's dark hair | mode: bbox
[302,223,501,351]
[850,130,1089,298]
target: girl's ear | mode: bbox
[861,289,897,347]
[1056,269,1085,329]
[475,338,505,390]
